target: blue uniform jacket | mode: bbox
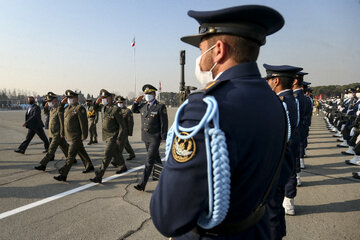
[293,89,307,141]
[278,90,298,186]
[150,62,286,239]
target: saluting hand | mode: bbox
[61,97,68,105]
[136,95,144,103]
[96,97,102,104]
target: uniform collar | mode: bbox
[277,89,293,97]
[148,99,157,107]
[216,62,261,82]
[293,88,303,93]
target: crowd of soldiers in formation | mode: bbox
[323,87,360,179]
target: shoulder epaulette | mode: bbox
[279,96,284,101]
[203,79,229,94]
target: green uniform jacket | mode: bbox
[48,105,65,138]
[121,107,134,136]
[87,105,99,123]
[63,103,88,141]
[98,104,126,142]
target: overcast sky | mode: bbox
[1,0,359,97]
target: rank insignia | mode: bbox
[172,132,196,163]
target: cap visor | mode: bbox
[181,34,203,47]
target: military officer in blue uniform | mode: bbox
[150,5,287,239]
[282,71,308,215]
[264,64,302,239]
[302,81,313,161]
[132,85,168,191]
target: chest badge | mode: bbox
[172,132,196,163]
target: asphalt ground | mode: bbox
[0,109,359,240]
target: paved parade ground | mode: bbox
[0,109,359,240]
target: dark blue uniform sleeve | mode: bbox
[159,104,168,140]
[150,93,209,238]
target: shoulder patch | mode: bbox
[294,93,298,98]
[172,132,196,163]
[279,96,284,101]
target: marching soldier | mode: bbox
[115,96,135,160]
[89,89,127,183]
[150,5,286,239]
[34,93,69,171]
[53,90,94,182]
[132,84,168,191]
[86,99,99,145]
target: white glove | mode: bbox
[350,127,357,137]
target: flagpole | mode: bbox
[133,40,136,95]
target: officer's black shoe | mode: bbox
[53,175,67,182]
[116,168,128,174]
[82,166,95,173]
[14,149,25,154]
[126,155,136,160]
[352,172,360,179]
[89,177,102,183]
[93,139,98,143]
[73,159,78,164]
[134,184,145,191]
[43,149,48,153]
[34,164,46,171]
[111,162,118,167]
[152,177,159,181]
[87,141,93,145]
[50,156,55,161]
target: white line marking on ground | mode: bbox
[0,165,145,220]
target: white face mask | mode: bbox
[195,44,217,87]
[144,94,154,102]
[67,98,74,105]
[356,93,360,99]
[102,98,108,105]
[48,102,53,107]
[117,103,123,108]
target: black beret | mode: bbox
[181,5,285,47]
[142,84,157,93]
[65,89,78,97]
[263,64,303,79]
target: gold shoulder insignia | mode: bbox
[279,96,284,101]
[202,80,218,91]
[172,132,196,163]
[294,93,298,98]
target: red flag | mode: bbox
[131,37,135,47]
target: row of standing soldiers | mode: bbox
[323,87,360,179]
